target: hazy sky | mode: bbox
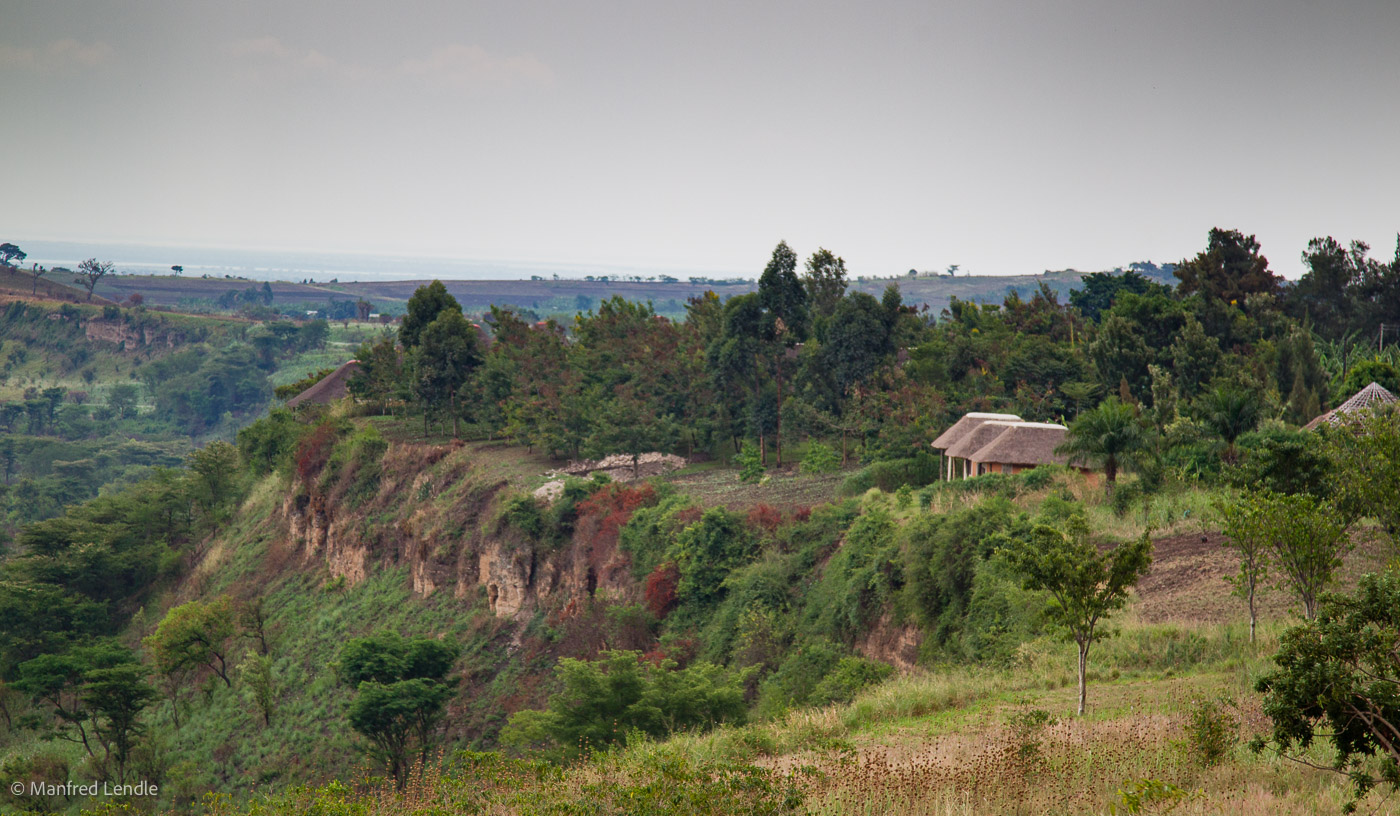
[3,0,1398,278]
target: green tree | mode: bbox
[500,650,744,760]
[399,280,461,349]
[0,242,25,267]
[14,641,140,767]
[1254,569,1400,812]
[1087,314,1152,399]
[1340,358,1400,397]
[1217,495,1272,642]
[758,240,807,341]
[1325,411,1400,542]
[144,597,237,688]
[187,441,240,515]
[756,241,809,466]
[1070,270,1170,323]
[1175,227,1281,304]
[1168,316,1222,399]
[802,248,848,321]
[585,384,679,479]
[76,259,114,302]
[1003,520,1152,716]
[238,650,277,726]
[339,633,458,787]
[820,292,896,396]
[106,384,139,420]
[348,334,404,415]
[1198,384,1260,464]
[1056,397,1145,493]
[1256,492,1350,620]
[413,309,481,437]
[81,664,157,783]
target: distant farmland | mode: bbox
[52,267,1123,317]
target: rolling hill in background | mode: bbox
[40,266,1137,318]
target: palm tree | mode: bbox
[1056,397,1145,494]
[1200,385,1260,464]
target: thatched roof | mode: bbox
[944,420,1022,460]
[931,412,1022,451]
[1303,381,1398,430]
[968,422,1070,467]
[287,360,361,408]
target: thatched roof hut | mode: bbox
[931,412,1022,451]
[968,422,1071,472]
[1303,381,1398,430]
[287,360,361,408]
[944,420,1022,461]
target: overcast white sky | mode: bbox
[2,0,1397,278]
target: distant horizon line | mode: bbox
[11,237,1170,283]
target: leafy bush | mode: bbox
[499,651,745,760]
[902,498,1027,646]
[619,492,696,580]
[805,508,900,641]
[1231,425,1329,497]
[499,494,545,540]
[1111,480,1144,517]
[672,507,757,609]
[1020,464,1067,491]
[755,640,844,718]
[736,441,766,483]
[323,424,388,506]
[1185,697,1238,767]
[800,441,839,474]
[809,656,894,706]
[840,453,940,494]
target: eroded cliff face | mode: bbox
[276,443,635,624]
[83,318,183,348]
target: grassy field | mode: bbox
[175,611,1398,816]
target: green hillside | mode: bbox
[3,410,1395,814]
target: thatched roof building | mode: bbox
[968,421,1072,473]
[944,420,1023,461]
[931,412,1022,480]
[931,412,1022,449]
[1303,381,1398,430]
[287,360,361,408]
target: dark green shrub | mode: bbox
[1231,426,1329,497]
[804,508,900,641]
[840,452,941,494]
[808,656,893,706]
[499,651,745,760]
[499,494,545,540]
[619,492,694,580]
[902,498,1027,646]
[755,640,844,718]
[1019,464,1067,491]
[673,507,757,609]
[1111,480,1144,517]
[800,441,839,475]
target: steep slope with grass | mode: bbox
[5,405,1394,814]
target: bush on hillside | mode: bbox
[499,650,745,761]
[840,452,940,494]
[809,656,894,706]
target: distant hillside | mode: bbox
[35,267,1173,318]
[45,269,364,311]
[0,265,117,305]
